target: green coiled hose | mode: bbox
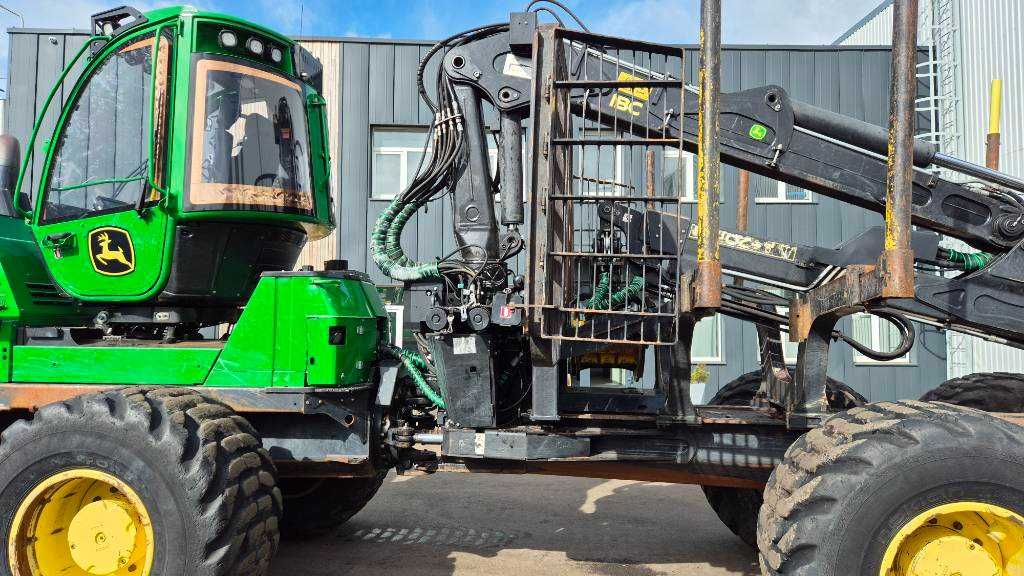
[382,345,446,409]
[945,248,994,271]
[583,272,646,310]
[371,198,440,281]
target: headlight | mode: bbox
[270,46,283,63]
[218,30,238,48]
[247,37,265,56]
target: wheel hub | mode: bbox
[67,499,139,574]
[880,502,1024,576]
[8,468,154,576]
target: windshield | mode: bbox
[189,57,313,214]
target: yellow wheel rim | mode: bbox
[880,501,1024,576]
[8,468,154,576]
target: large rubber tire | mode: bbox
[758,400,1024,575]
[703,371,866,548]
[920,371,1024,412]
[0,387,282,575]
[707,370,867,409]
[278,472,387,539]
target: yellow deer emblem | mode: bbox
[89,228,135,276]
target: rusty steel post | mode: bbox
[736,170,750,233]
[694,0,722,308]
[732,170,750,289]
[880,0,917,298]
[645,149,656,209]
[986,78,1003,170]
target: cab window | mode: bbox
[187,56,313,214]
[42,31,172,223]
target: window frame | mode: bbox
[851,312,914,365]
[754,180,814,204]
[370,125,507,201]
[663,148,696,202]
[370,125,432,201]
[692,313,725,364]
[185,53,316,215]
[40,29,174,225]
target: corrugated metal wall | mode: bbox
[838,0,1024,378]
[5,30,90,198]
[5,30,949,402]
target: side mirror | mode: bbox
[0,135,23,217]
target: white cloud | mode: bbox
[590,0,699,44]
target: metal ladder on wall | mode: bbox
[916,0,962,156]
[916,0,978,377]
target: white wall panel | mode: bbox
[840,0,1024,378]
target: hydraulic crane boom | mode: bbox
[418,21,1024,351]
[369,12,1024,431]
[441,27,1023,254]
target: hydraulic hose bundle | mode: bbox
[371,2,612,408]
[370,23,509,284]
[382,345,446,409]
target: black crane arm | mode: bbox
[440,27,1024,254]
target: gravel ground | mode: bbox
[271,472,759,576]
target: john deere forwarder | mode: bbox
[1,1,1023,575]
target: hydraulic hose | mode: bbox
[382,345,446,409]
[940,247,994,271]
[583,272,645,309]
[371,198,440,281]
[720,290,916,362]
[835,308,916,361]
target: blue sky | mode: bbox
[3,0,882,89]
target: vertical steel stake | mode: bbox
[694,0,722,308]
[881,0,917,298]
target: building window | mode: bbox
[663,149,695,201]
[851,312,912,365]
[372,126,502,200]
[752,287,799,365]
[663,149,724,203]
[692,314,723,363]
[371,127,431,200]
[754,179,813,204]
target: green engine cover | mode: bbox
[205,270,387,388]
[8,270,387,388]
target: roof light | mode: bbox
[247,37,265,56]
[270,46,283,63]
[218,30,238,48]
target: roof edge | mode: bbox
[5,27,903,53]
[833,0,893,45]
[295,35,901,51]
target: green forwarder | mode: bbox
[0,6,397,575]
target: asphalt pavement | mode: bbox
[271,472,759,575]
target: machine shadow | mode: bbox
[271,472,760,575]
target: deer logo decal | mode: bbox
[88,227,135,276]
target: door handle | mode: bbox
[44,232,73,246]
[43,232,74,258]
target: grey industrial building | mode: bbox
[5,28,950,403]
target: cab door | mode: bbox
[33,29,173,301]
